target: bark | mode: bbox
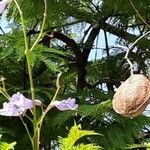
[40,31,82,62]
[39,26,100,90]
[77,25,100,89]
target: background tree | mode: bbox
[0,0,150,149]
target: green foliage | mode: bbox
[0,127,16,137]
[125,143,150,149]
[0,141,16,150]
[0,0,150,149]
[58,124,101,150]
[73,144,101,150]
[0,135,16,150]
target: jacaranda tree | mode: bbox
[0,0,150,150]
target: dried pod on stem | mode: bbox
[112,74,150,117]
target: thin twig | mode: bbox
[128,31,150,50]
[30,0,47,51]
[0,87,11,100]
[38,72,62,124]
[129,0,150,29]
[118,31,150,75]
[19,116,33,147]
[13,0,28,54]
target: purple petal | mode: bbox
[0,92,42,117]
[11,92,33,109]
[0,102,24,116]
[11,92,41,109]
[0,92,41,116]
[0,0,10,14]
[53,98,78,111]
[11,92,20,101]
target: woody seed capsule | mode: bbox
[112,74,150,117]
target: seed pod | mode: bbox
[112,74,150,117]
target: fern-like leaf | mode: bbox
[73,144,101,150]
[58,124,101,150]
[0,141,16,150]
[125,143,150,149]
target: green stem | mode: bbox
[26,51,36,114]
[30,0,47,52]
[2,80,6,91]
[0,87,11,100]
[13,0,35,101]
[38,73,62,132]
[26,51,39,150]
[13,0,28,54]
[39,85,60,125]
[13,0,35,100]
[33,122,40,150]
[31,1,47,149]
[14,0,47,149]
[19,116,33,148]
[36,84,60,149]
[13,0,37,149]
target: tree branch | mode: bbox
[39,25,101,90]
[40,31,82,61]
[102,22,150,49]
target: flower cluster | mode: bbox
[0,92,78,117]
[0,92,41,116]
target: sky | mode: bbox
[88,30,117,61]
[0,14,12,34]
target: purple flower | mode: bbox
[0,0,11,14]
[11,92,41,109]
[0,92,41,116]
[0,102,21,116]
[51,98,78,111]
